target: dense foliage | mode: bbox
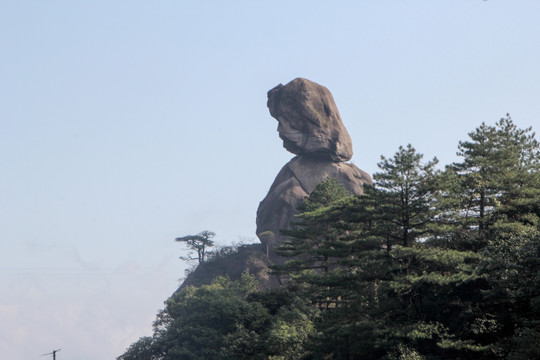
[119,117,539,360]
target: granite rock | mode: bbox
[256,156,372,262]
[267,78,353,162]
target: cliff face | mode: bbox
[176,244,282,292]
[177,78,372,291]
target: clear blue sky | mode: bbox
[1,1,539,359]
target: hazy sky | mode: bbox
[1,1,539,359]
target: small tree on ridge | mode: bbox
[176,230,215,264]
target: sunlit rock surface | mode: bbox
[267,78,354,162]
[257,78,372,263]
[179,78,372,290]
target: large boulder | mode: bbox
[267,78,353,162]
[257,78,373,263]
[256,156,372,262]
[175,78,371,292]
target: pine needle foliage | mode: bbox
[119,116,539,360]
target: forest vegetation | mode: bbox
[119,116,539,360]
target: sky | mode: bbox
[1,1,539,359]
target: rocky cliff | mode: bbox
[179,78,372,290]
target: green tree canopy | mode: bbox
[120,116,539,360]
[176,230,215,264]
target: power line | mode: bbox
[41,349,61,360]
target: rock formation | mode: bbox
[257,78,372,262]
[178,78,372,291]
[267,78,354,162]
[176,243,282,292]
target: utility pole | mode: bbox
[41,349,61,360]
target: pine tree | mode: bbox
[472,116,540,358]
[175,230,215,264]
[318,145,492,359]
[427,115,540,358]
[439,115,540,251]
[364,146,489,358]
[119,118,539,360]
[275,177,353,275]
[374,144,439,248]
